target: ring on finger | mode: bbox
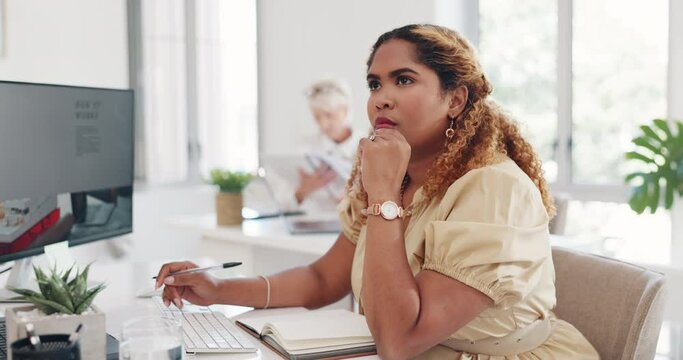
[368,134,376,141]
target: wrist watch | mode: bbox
[363,201,405,220]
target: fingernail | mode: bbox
[174,299,182,308]
[154,281,160,290]
[164,276,174,284]
[163,299,170,307]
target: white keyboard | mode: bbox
[153,296,258,354]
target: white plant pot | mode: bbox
[5,305,105,360]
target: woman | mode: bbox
[156,24,599,359]
[270,78,358,212]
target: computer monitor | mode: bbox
[0,81,134,299]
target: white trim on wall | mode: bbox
[668,0,683,266]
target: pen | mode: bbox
[152,262,242,279]
[68,323,86,345]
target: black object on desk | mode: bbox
[0,318,119,360]
[11,334,80,360]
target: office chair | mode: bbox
[552,246,667,360]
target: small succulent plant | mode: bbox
[9,264,106,315]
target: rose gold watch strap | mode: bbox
[365,203,381,216]
[363,202,404,218]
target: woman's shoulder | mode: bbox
[450,155,536,192]
[435,155,546,224]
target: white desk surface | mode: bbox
[0,258,378,359]
[168,214,339,257]
[168,213,590,254]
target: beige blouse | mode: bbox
[338,157,600,359]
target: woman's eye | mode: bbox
[367,80,381,91]
[397,76,413,86]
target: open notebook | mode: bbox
[234,308,376,360]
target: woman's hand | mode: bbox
[295,166,337,203]
[155,261,221,309]
[359,128,411,201]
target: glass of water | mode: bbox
[119,316,183,360]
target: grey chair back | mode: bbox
[552,247,667,360]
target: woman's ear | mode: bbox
[448,85,468,118]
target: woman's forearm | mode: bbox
[362,215,421,348]
[216,265,339,309]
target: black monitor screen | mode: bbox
[0,81,134,263]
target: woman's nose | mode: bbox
[375,95,394,110]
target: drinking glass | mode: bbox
[119,316,183,360]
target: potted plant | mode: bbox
[5,264,106,360]
[209,168,254,226]
[624,118,683,213]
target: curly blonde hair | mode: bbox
[347,24,556,217]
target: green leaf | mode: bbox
[633,136,661,154]
[36,279,53,299]
[27,296,74,315]
[665,172,676,209]
[625,172,648,183]
[676,122,683,141]
[75,284,106,314]
[648,181,660,214]
[208,169,254,193]
[61,263,76,283]
[33,265,47,283]
[27,299,58,315]
[653,119,673,139]
[640,124,664,144]
[48,271,75,312]
[7,287,43,299]
[628,186,648,214]
[625,151,655,164]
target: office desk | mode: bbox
[0,259,377,359]
[168,215,338,278]
[167,214,592,276]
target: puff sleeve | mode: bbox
[421,163,551,310]
[337,193,365,245]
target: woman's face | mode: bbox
[311,106,349,140]
[366,39,452,155]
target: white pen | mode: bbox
[152,262,242,280]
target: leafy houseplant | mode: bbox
[625,119,683,214]
[208,169,254,226]
[209,169,254,193]
[5,263,107,359]
[9,264,105,315]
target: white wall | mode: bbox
[0,0,129,88]
[257,0,473,157]
[0,0,135,263]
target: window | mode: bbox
[132,0,258,184]
[479,0,558,182]
[479,0,671,265]
[195,0,258,177]
[572,0,668,185]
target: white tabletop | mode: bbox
[0,257,377,359]
[167,213,593,255]
[168,214,338,257]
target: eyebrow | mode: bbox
[366,67,419,81]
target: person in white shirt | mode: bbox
[266,78,360,214]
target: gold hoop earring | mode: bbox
[445,117,455,139]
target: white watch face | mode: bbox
[380,201,399,220]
